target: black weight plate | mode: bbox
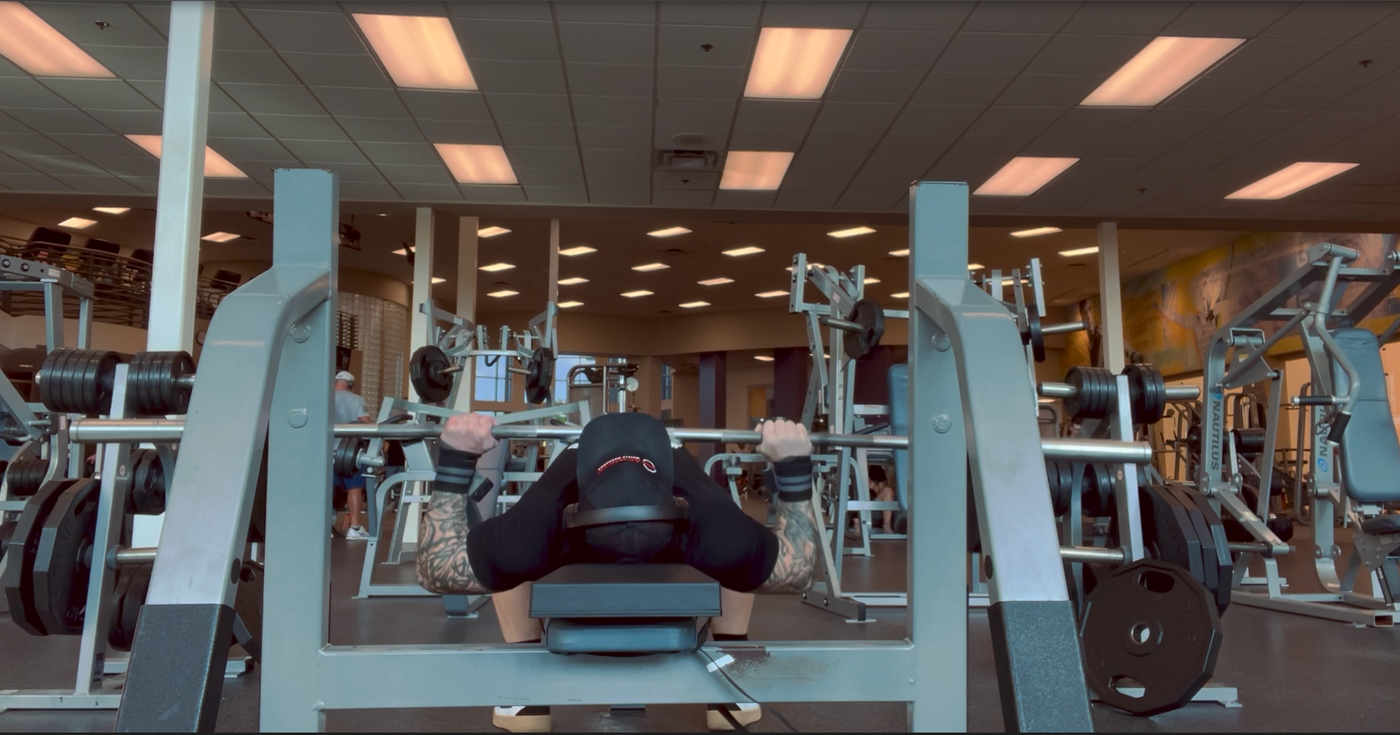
[92,351,121,415]
[33,479,99,635]
[7,459,49,497]
[1123,364,1167,425]
[1048,461,1073,517]
[1171,485,1234,616]
[1064,367,1087,420]
[129,449,167,516]
[129,352,156,416]
[59,350,83,416]
[1160,484,1222,616]
[1080,559,1222,716]
[1083,464,1114,517]
[169,351,195,414]
[844,299,886,360]
[159,352,179,415]
[120,564,151,651]
[1141,484,1206,589]
[107,566,135,651]
[1026,308,1046,363]
[37,349,67,413]
[525,347,555,405]
[233,560,264,662]
[0,520,15,566]
[3,479,76,635]
[127,449,151,515]
[409,345,453,404]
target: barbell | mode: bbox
[67,418,1153,465]
[1039,364,1200,424]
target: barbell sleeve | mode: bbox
[817,315,863,333]
[1058,546,1126,565]
[1040,320,1087,336]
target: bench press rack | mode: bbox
[102,173,1162,732]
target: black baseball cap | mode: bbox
[574,412,679,562]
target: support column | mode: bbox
[1097,222,1125,373]
[133,0,214,549]
[408,207,435,402]
[451,216,478,413]
[698,351,727,467]
[772,347,807,421]
[548,219,560,305]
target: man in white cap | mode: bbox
[334,371,373,539]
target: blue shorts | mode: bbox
[336,474,366,491]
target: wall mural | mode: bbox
[1064,232,1395,378]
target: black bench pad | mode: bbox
[529,564,722,619]
[1360,515,1400,536]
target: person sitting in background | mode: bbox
[868,465,897,532]
[333,371,373,539]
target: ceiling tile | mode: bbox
[280,139,367,164]
[781,153,866,192]
[554,1,657,23]
[1277,110,1395,143]
[27,2,169,46]
[212,51,299,85]
[559,22,656,64]
[1243,78,1371,112]
[458,184,527,202]
[935,33,1053,74]
[1060,2,1188,34]
[653,189,716,208]
[310,87,410,119]
[242,10,367,54]
[415,119,501,145]
[581,148,651,173]
[339,181,401,200]
[377,164,454,185]
[925,156,1006,186]
[659,2,762,26]
[449,2,552,20]
[0,114,28,134]
[5,109,106,135]
[400,91,491,121]
[576,124,652,149]
[1018,134,1104,159]
[1042,108,1147,137]
[0,172,67,191]
[1164,2,1296,36]
[206,112,269,138]
[499,122,578,147]
[279,53,391,88]
[827,69,925,104]
[729,127,808,150]
[85,108,163,135]
[1025,34,1155,77]
[204,179,271,198]
[812,102,901,132]
[515,165,586,189]
[0,55,24,78]
[946,133,1037,157]
[1358,10,1400,41]
[83,46,168,80]
[0,132,79,157]
[971,106,1067,136]
[775,190,839,210]
[862,2,973,31]
[657,65,748,99]
[486,93,573,124]
[1328,80,1400,114]
[565,62,655,96]
[471,60,568,94]
[317,163,385,183]
[993,74,1101,106]
[523,185,590,204]
[712,190,778,209]
[1310,120,1400,160]
[1200,108,1309,139]
[586,169,649,190]
[115,175,157,193]
[358,142,442,167]
[1121,107,1231,138]
[221,83,325,116]
[1230,135,1330,163]
[655,98,736,128]
[395,183,465,201]
[835,189,903,212]
[1260,3,1399,41]
[892,104,983,134]
[1298,41,1400,84]
[1215,39,1339,82]
[50,174,141,194]
[589,187,650,206]
[127,80,244,113]
[211,7,271,51]
[0,78,71,109]
[913,72,1015,106]
[337,117,425,144]
[251,114,349,141]
[657,25,756,67]
[456,19,560,62]
[844,30,952,72]
[1165,76,1275,108]
[759,1,867,28]
[44,133,144,159]
[874,131,957,156]
[653,170,717,190]
[733,100,820,130]
[802,129,878,158]
[572,95,652,126]
[0,153,38,174]
[850,153,939,189]
[8,153,108,176]
[40,79,156,112]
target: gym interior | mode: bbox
[1,1,1399,732]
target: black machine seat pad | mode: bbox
[529,563,722,619]
[1331,328,1400,504]
[1360,515,1400,536]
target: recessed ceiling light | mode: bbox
[864,277,880,284]
[558,300,584,308]
[829,226,875,239]
[58,217,96,229]
[1225,162,1360,200]
[431,277,446,284]
[0,2,113,77]
[92,207,129,215]
[648,226,691,238]
[756,290,788,298]
[975,157,1078,196]
[1059,246,1100,257]
[724,246,765,257]
[125,135,247,178]
[754,355,775,362]
[558,277,589,286]
[632,262,670,272]
[560,245,596,256]
[479,262,515,272]
[698,277,734,286]
[719,151,794,190]
[488,289,518,298]
[680,301,710,309]
[745,27,852,100]
[1082,36,1244,108]
[1011,226,1062,238]
[891,292,910,299]
[968,263,985,271]
[889,248,910,257]
[621,290,653,298]
[351,13,476,91]
[201,232,240,243]
[785,262,824,272]
[435,144,517,185]
[478,226,511,238]
[378,213,389,217]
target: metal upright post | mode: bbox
[261,169,340,732]
[452,216,478,413]
[1097,222,1125,373]
[548,218,561,306]
[409,208,435,403]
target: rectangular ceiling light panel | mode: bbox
[968,263,985,271]
[829,226,875,239]
[756,290,787,298]
[560,246,596,256]
[488,289,518,298]
[93,207,129,215]
[891,292,910,298]
[754,355,775,362]
[1059,246,1099,257]
[58,217,96,229]
[352,14,476,91]
[974,157,1078,196]
[632,263,670,272]
[0,2,113,77]
[648,227,691,238]
[621,290,653,298]
[479,262,515,272]
[1083,36,1244,107]
[125,135,247,178]
[719,151,794,190]
[745,27,853,100]
[699,277,734,286]
[1011,226,1061,238]
[558,301,583,308]
[201,232,240,243]
[724,246,764,257]
[435,144,517,184]
[1225,162,1359,200]
[478,226,510,238]
[680,301,710,309]
[558,277,589,286]
[431,277,446,284]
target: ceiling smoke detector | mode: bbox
[657,149,719,171]
[671,132,711,147]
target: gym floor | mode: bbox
[2,523,1397,733]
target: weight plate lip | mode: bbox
[127,352,149,415]
[1172,485,1234,615]
[108,566,135,651]
[1161,483,1220,610]
[33,478,99,634]
[38,349,63,412]
[1141,484,1206,588]
[3,479,77,635]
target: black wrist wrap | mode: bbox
[434,447,480,494]
[771,456,813,502]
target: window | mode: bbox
[661,364,673,400]
[554,354,595,402]
[474,355,511,403]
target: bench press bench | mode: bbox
[529,564,722,654]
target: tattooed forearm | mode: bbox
[757,496,819,593]
[415,492,487,595]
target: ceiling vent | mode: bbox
[657,149,719,171]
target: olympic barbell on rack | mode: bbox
[409,344,555,405]
[1040,364,1200,425]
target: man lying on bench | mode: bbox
[417,411,818,733]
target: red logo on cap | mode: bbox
[642,459,657,472]
[597,455,658,474]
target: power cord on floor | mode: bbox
[697,648,800,733]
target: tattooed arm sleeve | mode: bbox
[756,496,819,593]
[415,453,489,595]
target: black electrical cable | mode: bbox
[696,648,800,733]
